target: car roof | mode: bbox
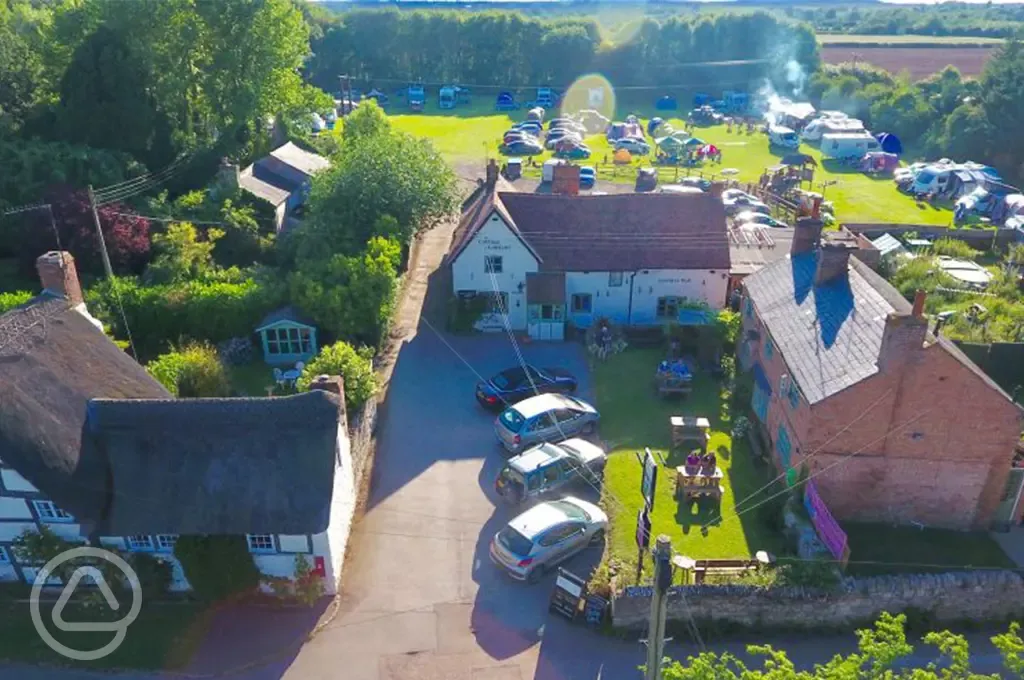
[509,443,563,473]
[509,501,572,539]
[511,392,571,418]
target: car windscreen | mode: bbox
[491,373,511,389]
[499,409,525,432]
[548,500,590,522]
[499,466,524,485]
[917,171,935,183]
[498,527,534,556]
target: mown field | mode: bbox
[820,45,998,80]
[817,34,1005,46]
[385,99,953,227]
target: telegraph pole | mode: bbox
[87,186,114,279]
[644,535,672,680]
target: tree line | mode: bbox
[306,9,818,96]
[789,4,1024,40]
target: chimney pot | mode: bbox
[791,217,823,255]
[36,251,83,307]
[708,182,725,199]
[813,232,858,286]
[912,289,927,317]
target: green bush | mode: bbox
[147,342,232,397]
[173,536,261,602]
[296,341,377,414]
[446,294,487,334]
[128,553,173,598]
[0,291,32,314]
[931,238,981,260]
[86,275,285,360]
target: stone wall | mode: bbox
[611,570,1024,631]
[348,396,378,486]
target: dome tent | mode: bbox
[875,132,903,155]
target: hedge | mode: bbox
[86,276,285,361]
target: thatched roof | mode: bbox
[0,296,171,523]
[87,391,342,535]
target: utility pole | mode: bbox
[644,534,672,680]
[87,186,114,280]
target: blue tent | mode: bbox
[875,132,903,155]
[656,95,678,111]
[647,117,664,137]
[693,93,711,108]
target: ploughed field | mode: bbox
[820,45,997,80]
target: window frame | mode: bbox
[608,272,624,287]
[246,534,276,554]
[744,297,753,318]
[126,535,155,552]
[776,425,793,468]
[32,500,74,523]
[656,296,681,320]
[765,335,775,360]
[571,293,592,314]
[485,292,508,316]
[484,255,503,274]
[155,534,178,552]
[787,382,800,409]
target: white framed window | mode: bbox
[484,255,503,274]
[156,535,178,552]
[0,547,9,564]
[126,535,154,552]
[656,296,681,320]
[571,293,592,313]
[266,327,312,356]
[246,534,276,553]
[32,501,73,523]
[608,272,623,287]
[485,292,508,315]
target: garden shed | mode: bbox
[255,306,318,365]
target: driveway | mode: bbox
[281,333,609,680]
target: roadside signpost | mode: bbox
[634,446,662,583]
[639,447,658,511]
[635,507,652,583]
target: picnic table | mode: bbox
[670,416,710,454]
[655,358,693,398]
[675,465,724,501]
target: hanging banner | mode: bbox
[803,481,849,564]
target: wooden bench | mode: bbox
[672,551,774,585]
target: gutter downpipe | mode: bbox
[626,271,639,325]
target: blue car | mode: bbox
[504,140,543,156]
[579,167,596,188]
[556,145,591,160]
[514,121,543,135]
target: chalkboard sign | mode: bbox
[549,568,586,621]
[584,594,608,626]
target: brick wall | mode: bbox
[611,571,1024,631]
[740,291,1021,530]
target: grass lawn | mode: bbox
[592,349,785,585]
[843,523,1016,577]
[229,362,299,398]
[0,601,209,670]
[389,101,953,226]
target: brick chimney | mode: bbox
[309,374,347,427]
[814,232,858,286]
[791,217,823,255]
[708,181,725,199]
[878,293,929,371]
[485,159,499,191]
[36,251,83,306]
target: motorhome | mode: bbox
[820,132,880,159]
[768,125,799,150]
[801,118,865,142]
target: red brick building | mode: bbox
[739,219,1024,530]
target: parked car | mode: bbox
[504,131,536,145]
[489,497,607,582]
[513,121,543,135]
[734,211,788,228]
[495,393,599,454]
[722,188,751,201]
[614,138,650,155]
[660,185,704,195]
[723,194,770,216]
[495,439,607,505]
[679,177,712,192]
[476,365,578,409]
[556,145,591,160]
[545,131,582,149]
[579,166,596,189]
[504,139,543,156]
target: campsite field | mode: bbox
[388,100,954,227]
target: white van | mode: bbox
[820,132,880,159]
[801,118,865,142]
[768,125,799,150]
[911,165,954,195]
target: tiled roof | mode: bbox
[745,252,902,404]
[238,169,291,206]
[499,192,730,272]
[447,177,536,264]
[729,226,794,276]
[268,141,330,176]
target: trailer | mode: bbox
[408,83,426,112]
[820,132,880,159]
[439,86,456,110]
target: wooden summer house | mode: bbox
[256,306,318,365]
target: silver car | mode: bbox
[495,393,599,455]
[489,497,607,583]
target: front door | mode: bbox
[528,304,565,341]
